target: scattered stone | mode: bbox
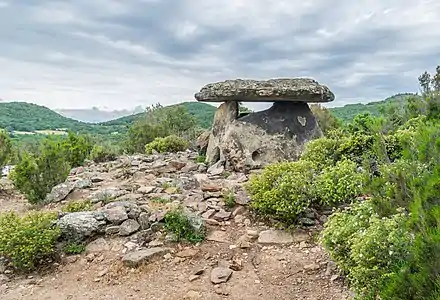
[137,186,155,194]
[213,209,232,221]
[85,238,110,254]
[46,182,75,203]
[207,161,224,176]
[105,226,120,235]
[299,218,315,226]
[138,212,151,230]
[184,290,201,300]
[103,206,128,224]
[207,231,230,243]
[119,219,141,236]
[201,209,216,219]
[58,212,107,240]
[122,248,171,267]
[188,275,200,282]
[304,263,320,271]
[205,219,221,226]
[246,230,259,239]
[257,230,294,245]
[210,267,233,284]
[330,275,339,282]
[176,249,199,258]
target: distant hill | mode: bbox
[0,101,216,136]
[0,95,417,137]
[329,93,418,123]
[101,102,217,129]
[56,106,145,123]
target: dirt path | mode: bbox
[1,225,351,300]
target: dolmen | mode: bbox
[194,78,335,171]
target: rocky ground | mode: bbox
[0,151,352,300]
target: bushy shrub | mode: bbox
[125,104,197,154]
[10,140,70,204]
[0,211,60,271]
[300,137,340,169]
[164,207,205,243]
[145,135,189,154]
[63,242,86,255]
[0,129,12,169]
[89,145,117,163]
[321,200,410,298]
[61,132,93,167]
[314,159,365,206]
[245,160,316,222]
[61,200,93,213]
[337,132,374,162]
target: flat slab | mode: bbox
[122,247,171,267]
[194,78,334,103]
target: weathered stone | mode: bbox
[137,212,151,230]
[195,78,334,103]
[210,267,233,284]
[137,186,156,194]
[74,178,93,189]
[257,230,294,245]
[103,206,128,224]
[213,210,232,221]
[46,182,75,203]
[207,230,230,243]
[58,212,106,240]
[196,130,210,156]
[105,226,120,235]
[207,161,224,176]
[119,219,140,236]
[205,101,323,171]
[85,238,110,254]
[122,247,171,267]
[88,187,126,203]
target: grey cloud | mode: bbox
[0,0,439,109]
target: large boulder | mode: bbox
[195,78,333,171]
[58,211,107,240]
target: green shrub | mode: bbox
[61,132,93,167]
[63,242,86,255]
[195,154,206,163]
[89,145,117,163]
[321,200,410,298]
[245,160,316,222]
[0,211,60,271]
[164,208,205,243]
[145,135,189,154]
[62,200,93,213]
[10,140,70,204]
[300,137,340,169]
[223,190,236,208]
[0,129,12,169]
[337,132,374,162]
[314,159,365,206]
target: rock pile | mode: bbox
[195,78,335,171]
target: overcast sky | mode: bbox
[1,0,439,110]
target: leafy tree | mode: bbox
[10,139,70,204]
[310,104,342,134]
[61,132,93,167]
[124,104,198,154]
[0,129,12,169]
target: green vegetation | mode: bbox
[145,135,189,154]
[89,145,117,163]
[0,211,60,271]
[124,104,199,154]
[10,133,92,204]
[246,66,440,299]
[223,189,236,208]
[63,242,86,255]
[61,200,94,213]
[10,139,71,204]
[0,129,12,169]
[164,207,205,243]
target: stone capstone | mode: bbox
[195,78,334,103]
